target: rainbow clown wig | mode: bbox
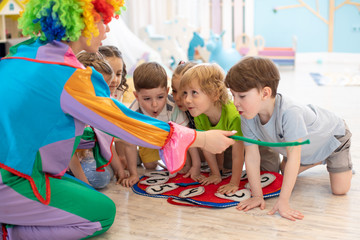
[18,0,126,45]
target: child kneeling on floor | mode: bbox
[225,56,353,221]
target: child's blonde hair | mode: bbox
[76,51,114,83]
[180,63,229,106]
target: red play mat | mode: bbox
[132,171,283,208]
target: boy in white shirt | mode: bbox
[122,62,188,186]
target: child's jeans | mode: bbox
[81,157,112,189]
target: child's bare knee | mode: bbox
[329,170,352,195]
[330,181,351,195]
[332,188,349,195]
[143,161,158,169]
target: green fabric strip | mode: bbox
[229,135,310,147]
[8,38,37,57]
[196,130,310,147]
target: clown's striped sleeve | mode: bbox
[61,67,194,173]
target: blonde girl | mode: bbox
[171,61,205,180]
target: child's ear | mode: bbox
[167,87,170,94]
[262,87,272,99]
[212,91,221,103]
[133,91,139,100]
[212,94,220,103]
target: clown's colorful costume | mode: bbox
[0,38,194,239]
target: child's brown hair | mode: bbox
[173,61,197,80]
[133,62,167,91]
[77,51,113,77]
[180,63,229,106]
[225,56,280,97]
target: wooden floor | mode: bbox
[94,54,360,240]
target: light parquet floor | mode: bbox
[95,55,360,240]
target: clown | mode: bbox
[0,1,236,239]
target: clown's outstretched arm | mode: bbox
[61,67,236,172]
[192,130,237,153]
